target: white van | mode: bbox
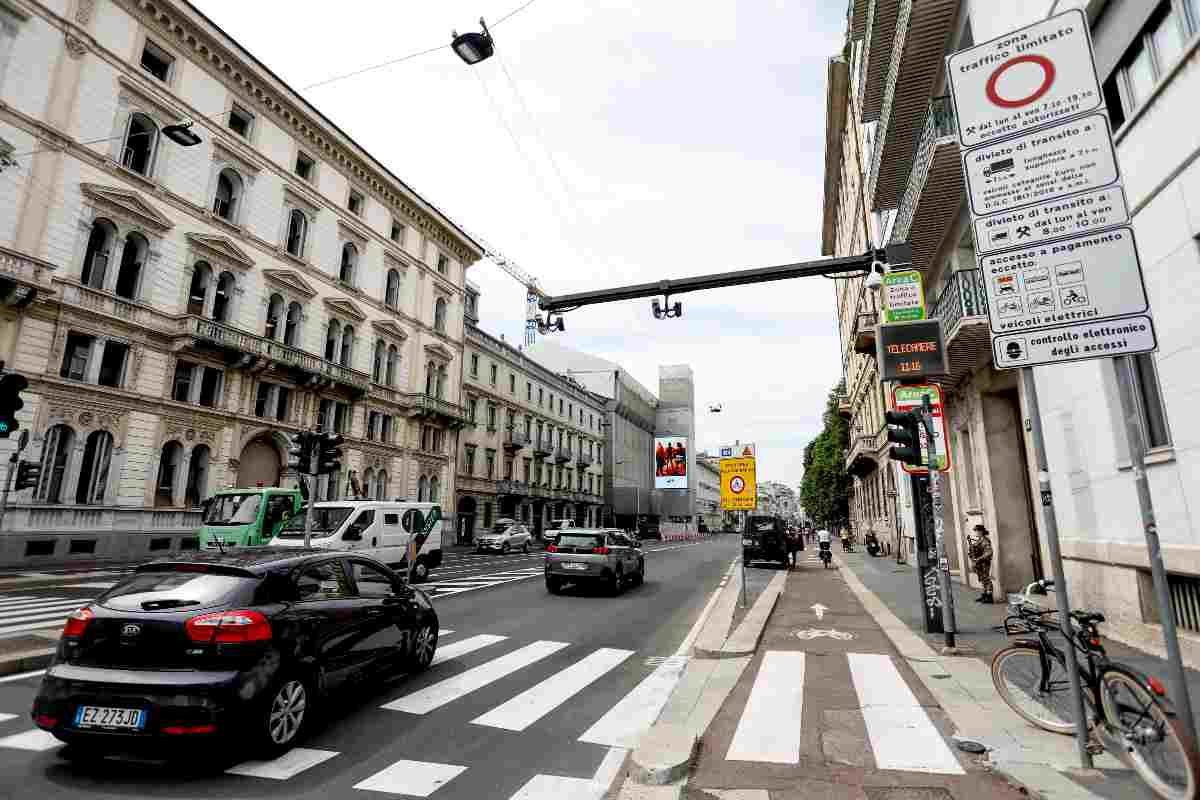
[270,500,444,581]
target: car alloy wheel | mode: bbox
[268,679,307,747]
[412,558,429,582]
[410,623,437,671]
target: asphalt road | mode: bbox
[0,535,740,800]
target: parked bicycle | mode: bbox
[990,579,1198,800]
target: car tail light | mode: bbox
[546,544,557,553]
[162,724,217,735]
[186,609,272,643]
[592,546,609,555]
[62,607,94,639]
[1147,676,1167,696]
[33,714,57,729]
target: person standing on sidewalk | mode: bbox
[970,524,994,603]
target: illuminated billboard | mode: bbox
[654,436,688,489]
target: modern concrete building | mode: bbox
[0,0,480,563]
[695,450,721,530]
[526,340,660,530]
[825,0,1200,662]
[457,289,608,542]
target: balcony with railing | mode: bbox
[891,96,963,273]
[532,436,553,458]
[845,428,885,478]
[852,310,879,356]
[858,0,903,123]
[576,451,595,467]
[553,446,572,464]
[866,0,960,211]
[497,479,528,497]
[403,393,471,429]
[931,269,990,386]
[836,392,852,419]
[173,315,371,394]
[503,428,530,453]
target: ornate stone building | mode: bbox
[0,0,479,562]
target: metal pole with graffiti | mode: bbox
[923,394,956,649]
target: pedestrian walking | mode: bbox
[786,528,800,569]
[970,524,994,603]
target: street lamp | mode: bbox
[163,120,202,147]
[451,19,495,65]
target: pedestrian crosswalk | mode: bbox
[420,567,545,598]
[0,628,973,797]
[0,595,86,640]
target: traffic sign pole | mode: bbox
[923,394,956,649]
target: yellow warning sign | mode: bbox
[720,456,757,511]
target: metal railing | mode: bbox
[504,429,530,450]
[867,0,913,206]
[931,270,987,335]
[403,393,469,422]
[553,446,572,463]
[497,480,528,496]
[893,96,957,242]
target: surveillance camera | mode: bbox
[652,299,663,319]
[673,302,683,318]
[865,270,883,290]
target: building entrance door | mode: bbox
[237,437,280,488]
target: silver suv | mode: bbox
[545,528,645,595]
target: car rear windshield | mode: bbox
[100,569,256,612]
[557,533,604,549]
[276,506,353,538]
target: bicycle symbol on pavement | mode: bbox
[794,628,854,641]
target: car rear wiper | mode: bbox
[140,599,200,610]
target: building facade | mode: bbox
[0,0,479,563]
[457,310,608,542]
[695,454,721,530]
[653,364,696,523]
[826,0,1200,662]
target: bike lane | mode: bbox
[687,560,1023,799]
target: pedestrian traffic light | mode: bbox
[0,372,28,439]
[318,432,344,475]
[14,459,41,492]
[287,431,313,475]
[884,410,923,467]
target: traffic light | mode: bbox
[317,432,344,475]
[14,459,41,492]
[884,410,923,467]
[0,373,28,439]
[287,431,313,475]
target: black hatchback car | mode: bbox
[31,548,438,759]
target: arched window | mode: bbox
[373,340,385,383]
[213,169,243,221]
[386,345,399,387]
[265,293,285,339]
[325,319,341,361]
[340,325,355,366]
[339,242,357,285]
[37,424,76,503]
[212,271,235,323]
[429,476,441,503]
[156,441,183,506]
[115,232,147,300]
[122,112,158,176]
[433,297,447,333]
[285,209,307,258]
[385,269,400,308]
[81,219,115,289]
[185,445,210,508]
[76,430,114,505]
[425,360,436,395]
[375,470,388,500]
[417,475,428,502]
[284,302,302,346]
[361,468,375,499]
[435,365,447,399]
[188,262,212,316]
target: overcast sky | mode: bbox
[193,0,850,487]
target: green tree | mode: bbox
[800,382,850,528]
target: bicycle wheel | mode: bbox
[991,644,1089,735]
[1100,668,1198,800]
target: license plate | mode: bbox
[742,539,754,546]
[562,563,587,571]
[74,705,145,730]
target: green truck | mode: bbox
[197,486,304,550]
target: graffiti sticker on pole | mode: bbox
[946,9,1102,148]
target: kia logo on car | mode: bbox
[121,624,141,637]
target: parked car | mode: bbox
[743,515,789,568]
[545,528,645,595]
[31,549,439,760]
[476,519,532,553]
[270,500,443,582]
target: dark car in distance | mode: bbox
[31,548,439,760]
[743,515,790,569]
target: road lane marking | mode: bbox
[472,648,635,731]
[0,669,45,684]
[430,634,507,666]
[383,641,569,714]
[0,600,87,616]
[579,652,689,747]
[726,651,805,764]
[0,730,62,751]
[226,747,339,779]
[846,652,964,774]
[352,759,467,796]
[0,713,16,723]
[505,775,602,799]
[0,597,39,607]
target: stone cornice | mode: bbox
[262,268,316,299]
[111,0,483,264]
[80,182,173,231]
